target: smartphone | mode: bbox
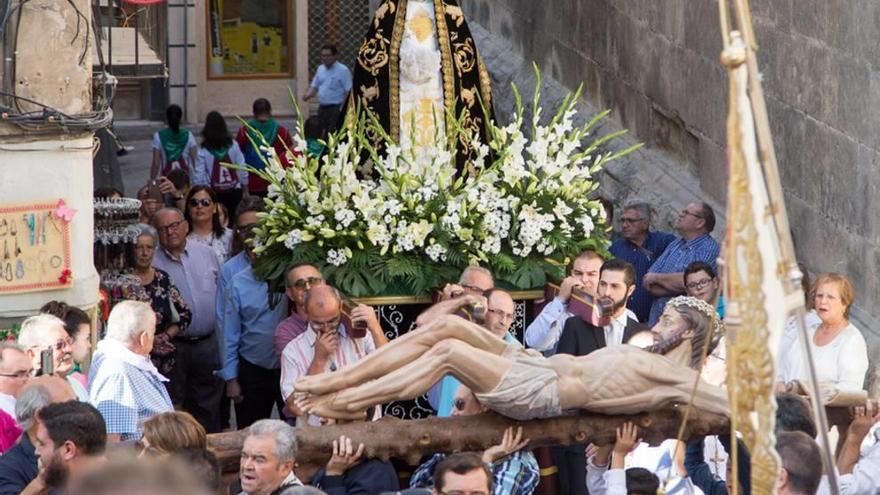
[341,297,368,338]
[38,347,54,376]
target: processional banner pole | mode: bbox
[719,1,840,494]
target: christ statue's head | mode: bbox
[649,296,722,369]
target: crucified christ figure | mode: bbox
[295,296,728,421]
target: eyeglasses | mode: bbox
[293,276,324,290]
[620,217,646,224]
[685,278,714,290]
[50,337,74,352]
[680,210,704,219]
[157,219,186,234]
[460,283,485,294]
[0,369,32,379]
[188,198,213,208]
[487,307,515,322]
[440,491,490,495]
[310,316,341,333]
[235,223,258,235]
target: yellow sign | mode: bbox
[0,200,73,294]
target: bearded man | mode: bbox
[293,296,727,421]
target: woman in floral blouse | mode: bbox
[132,224,192,376]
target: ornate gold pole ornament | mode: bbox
[718,1,841,493]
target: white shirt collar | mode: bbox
[604,311,631,346]
[0,392,15,417]
[96,339,169,382]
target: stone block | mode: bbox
[751,0,795,33]
[683,0,723,63]
[697,138,728,204]
[835,59,876,147]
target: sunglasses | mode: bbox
[293,276,324,289]
[189,198,213,208]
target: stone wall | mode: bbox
[463,0,880,384]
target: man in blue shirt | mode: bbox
[609,202,675,323]
[304,43,352,138]
[643,202,720,326]
[220,225,288,429]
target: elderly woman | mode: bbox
[778,273,869,393]
[184,185,233,264]
[132,224,191,377]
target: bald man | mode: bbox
[279,285,386,425]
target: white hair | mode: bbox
[459,266,493,286]
[17,314,66,350]
[106,301,157,344]
[248,419,298,461]
[15,384,51,430]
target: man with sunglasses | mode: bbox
[17,314,88,401]
[643,202,720,326]
[273,264,325,357]
[152,207,223,433]
[280,285,386,426]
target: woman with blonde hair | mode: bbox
[140,411,207,456]
[778,273,869,393]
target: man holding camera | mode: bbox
[280,285,386,425]
[17,314,88,401]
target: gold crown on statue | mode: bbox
[667,296,725,336]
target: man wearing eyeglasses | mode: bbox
[16,314,88,401]
[609,202,675,323]
[280,285,387,425]
[0,344,32,419]
[152,207,223,433]
[273,263,325,357]
[643,202,720,326]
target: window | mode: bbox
[206,0,293,78]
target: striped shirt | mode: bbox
[647,234,720,325]
[279,324,376,425]
[410,451,539,495]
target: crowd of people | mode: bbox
[0,45,876,495]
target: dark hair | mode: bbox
[626,467,659,495]
[201,111,232,150]
[184,185,225,239]
[776,431,822,495]
[235,195,264,220]
[775,393,817,438]
[433,453,492,493]
[37,401,107,455]
[166,104,184,133]
[699,202,716,233]
[252,98,272,117]
[166,168,190,190]
[321,43,338,55]
[598,196,614,226]
[683,261,716,285]
[40,301,90,338]
[93,187,122,200]
[170,448,221,492]
[600,258,636,287]
[305,116,324,140]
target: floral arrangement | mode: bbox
[241,72,641,296]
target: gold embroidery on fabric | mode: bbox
[434,0,456,132]
[477,55,493,111]
[407,7,434,42]
[374,1,396,28]
[460,86,476,109]
[358,30,391,77]
[360,80,380,103]
[445,4,465,27]
[453,38,476,76]
[389,0,409,142]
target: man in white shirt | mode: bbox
[0,344,31,418]
[280,285,386,425]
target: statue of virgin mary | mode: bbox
[349,0,494,171]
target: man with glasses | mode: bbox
[609,201,675,323]
[219,203,289,428]
[17,314,88,401]
[274,263,326,357]
[0,343,32,418]
[152,207,223,433]
[643,202,719,326]
[280,285,386,425]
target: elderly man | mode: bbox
[0,343,32,418]
[280,285,386,425]
[644,202,720,325]
[525,249,605,353]
[0,376,75,495]
[17,314,88,401]
[220,223,288,428]
[89,301,173,441]
[31,401,107,494]
[274,263,325,357]
[609,202,675,323]
[152,207,223,432]
[238,419,303,495]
